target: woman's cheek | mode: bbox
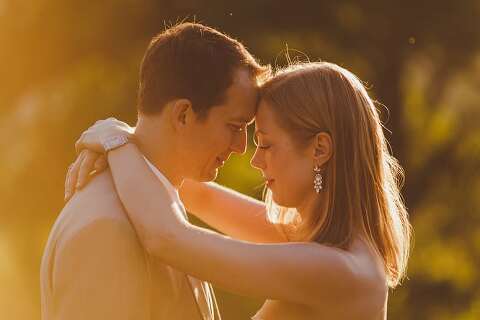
[270,149,285,182]
[263,148,271,167]
[266,148,278,172]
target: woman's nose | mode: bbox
[250,149,265,170]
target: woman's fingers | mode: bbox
[64,150,87,201]
[64,150,104,202]
[94,155,108,172]
[75,130,88,154]
[64,163,76,201]
[77,150,101,189]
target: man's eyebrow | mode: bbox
[231,116,253,124]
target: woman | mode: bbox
[67,62,411,319]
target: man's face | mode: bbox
[182,68,258,181]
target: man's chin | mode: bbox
[206,168,219,181]
[196,168,219,182]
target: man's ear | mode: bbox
[313,132,333,166]
[169,99,194,131]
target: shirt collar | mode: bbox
[142,156,181,204]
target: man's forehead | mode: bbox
[229,94,258,123]
[223,68,260,122]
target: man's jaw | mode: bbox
[216,151,233,167]
[215,157,226,167]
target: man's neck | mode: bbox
[134,117,184,189]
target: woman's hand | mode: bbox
[64,150,108,201]
[75,117,134,154]
[65,117,132,201]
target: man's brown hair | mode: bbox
[137,22,268,117]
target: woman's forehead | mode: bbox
[254,101,277,132]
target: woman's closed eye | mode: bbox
[253,137,271,150]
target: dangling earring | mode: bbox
[313,165,323,193]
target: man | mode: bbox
[40,22,268,320]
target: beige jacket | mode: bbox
[40,169,220,320]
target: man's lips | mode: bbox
[216,157,226,167]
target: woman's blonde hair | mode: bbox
[260,61,411,288]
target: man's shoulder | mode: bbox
[48,170,136,248]
[66,170,128,218]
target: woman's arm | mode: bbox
[65,150,285,242]
[179,180,286,243]
[65,120,283,242]
[107,143,360,306]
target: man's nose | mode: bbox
[231,131,248,155]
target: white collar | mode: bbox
[143,156,181,204]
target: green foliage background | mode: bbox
[1,1,479,319]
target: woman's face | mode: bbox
[250,100,316,209]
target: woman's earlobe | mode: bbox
[313,132,333,163]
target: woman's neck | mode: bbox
[296,190,329,226]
